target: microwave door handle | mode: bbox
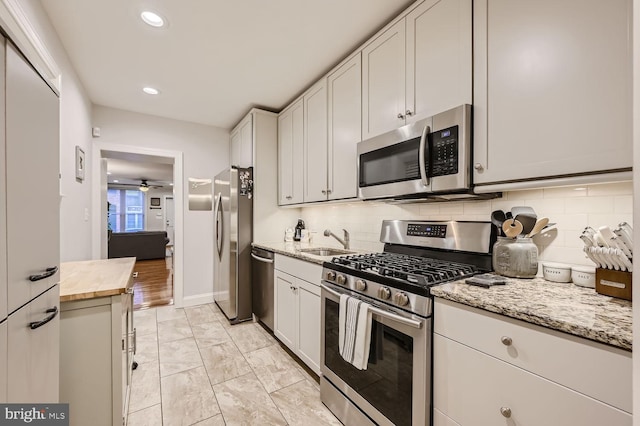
[419,125,430,187]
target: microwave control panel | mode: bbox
[430,125,459,177]
[406,223,447,238]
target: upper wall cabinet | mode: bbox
[278,99,304,205]
[230,114,253,167]
[304,80,328,203]
[473,0,632,186]
[362,0,472,140]
[327,54,362,201]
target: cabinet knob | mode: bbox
[397,113,405,119]
[321,190,327,194]
[474,163,484,171]
[500,407,512,418]
[405,109,413,116]
[326,189,332,194]
[501,336,513,346]
[285,195,292,200]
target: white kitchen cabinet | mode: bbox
[230,113,253,167]
[473,0,632,186]
[433,298,632,425]
[362,0,472,139]
[6,41,60,314]
[60,290,134,426]
[7,285,60,403]
[362,19,405,139]
[278,99,304,205]
[304,80,328,202]
[327,54,361,200]
[274,255,322,374]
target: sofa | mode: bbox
[108,231,170,261]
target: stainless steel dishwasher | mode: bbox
[250,247,274,331]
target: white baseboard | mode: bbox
[181,293,214,308]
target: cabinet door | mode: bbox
[304,80,328,202]
[0,37,5,323]
[278,100,304,205]
[230,129,241,166]
[362,19,406,139]
[327,55,361,200]
[7,285,59,403]
[274,271,297,351]
[0,321,6,402]
[406,0,471,123]
[6,42,60,313]
[296,280,320,374]
[473,0,632,185]
[433,334,632,426]
[239,115,253,167]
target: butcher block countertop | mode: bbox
[59,257,136,302]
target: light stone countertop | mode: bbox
[431,277,632,351]
[60,257,136,302]
[252,241,361,265]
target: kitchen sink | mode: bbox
[299,247,355,256]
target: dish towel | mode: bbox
[338,294,373,370]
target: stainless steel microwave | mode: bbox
[358,104,471,200]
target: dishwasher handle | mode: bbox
[251,253,274,264]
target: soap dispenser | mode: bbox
[294,219,305,242]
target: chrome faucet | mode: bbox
[324,229,350,250]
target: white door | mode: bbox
[274,271,297,352]
[296,281,321,374]
[304,80,328,202]
[0,321,6,402]
[164,196,174,246]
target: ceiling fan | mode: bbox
[111,179,165,192]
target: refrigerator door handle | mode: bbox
[29,306,58,330]
[215,192,223,259]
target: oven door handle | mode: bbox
[419,124,430,188]
[321,284,423,329]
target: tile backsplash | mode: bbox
[299,182,633,269]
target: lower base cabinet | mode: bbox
[433,298,632,426]
[274,255,321,374]
[60,291,134,426]
[0,321,6,402]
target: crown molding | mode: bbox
[0,0,61,94]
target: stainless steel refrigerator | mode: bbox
[213,166,253,324]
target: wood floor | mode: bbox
[132,256,173,310]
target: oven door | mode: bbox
[320,282,431,426]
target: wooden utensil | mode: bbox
[525,217,549,238]
[502,219,523,238]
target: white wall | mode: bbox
[19,0,93,262]
[301,182,633,271]
[92,105,229,298]
[144,187,174,232]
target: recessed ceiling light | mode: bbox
[113,180,119,183]
[169,183,174,186]
[143,87,160,95]
[107,172,112,175]
[574,187,587,191]
[141,11,165,27]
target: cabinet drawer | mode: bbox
[434,299,631,413]
[274,254,322,285]
[434,334,631,426]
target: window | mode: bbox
[107,189,145,232]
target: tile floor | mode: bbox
[127,303,342,426]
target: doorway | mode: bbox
[91,142,184,308]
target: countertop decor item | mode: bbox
[542,262,572,283]
[572,265,596,288]
[493,237,538,278]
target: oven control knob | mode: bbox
[355,279,367,291]
[378,287,391,300]
[327,271,336,281]
[393,292,410,306]
[336,274,347,285]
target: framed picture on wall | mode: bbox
[150,197,161,207]
[75,146,85,182]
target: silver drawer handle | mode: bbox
[501,336,513,346]
[500,407,512,418]
[251,253,274,264]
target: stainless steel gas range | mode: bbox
[320,220,497,426]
